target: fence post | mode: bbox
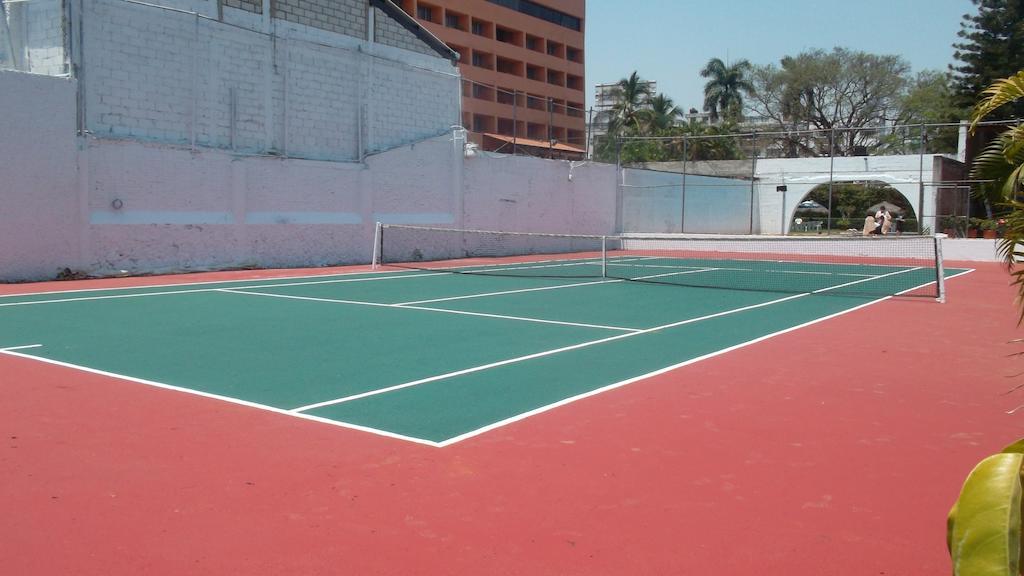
[749,132,757,234]
[918,123,926,234]
[681,136,687,233]
[827,128,835,235]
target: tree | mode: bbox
[748,48,912,156]
[603,71,654,136]
[881,71,962,154]
[699,58,754,123]
[952,0,1024,117]
[642,93,683,133]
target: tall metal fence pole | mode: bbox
[615,137,623,233]
[827,128,835,235]
[512,89,517,155]
[918,123,926,234]
[585,107,592,159]
[749,132,757,234]
[681,137,687,233]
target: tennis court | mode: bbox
[0,228,970,446]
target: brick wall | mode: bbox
[273,0,365,39]
[223,0,262,14]
[372,6,435,57]
[81,0,459,161]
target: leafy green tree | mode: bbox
[952,0,1024,117]
[748,48,911,156]
[890,71,962,154]
[700,58,754,123]
[642,93,683,133]
[602,71,654,136]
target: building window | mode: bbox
[497,117,515,135]
[417,6,433,22]
[445,12,465,30]
[496,57,521,76]
[472,83,494,101]
[496,87,516,105]
[567,47,581,62]
[471,51,493,69]
[471,19,492,38]
[485,0,581,32]
[495,27,521,46]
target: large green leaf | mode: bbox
[970,71,1024,132]
[948,453,1024,576]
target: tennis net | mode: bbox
[372,224,946,300]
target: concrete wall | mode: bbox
[0,71,80,281]
[463,153,617,235]
[0,71,618,282]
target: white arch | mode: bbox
[754,155,940,234]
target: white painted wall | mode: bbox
[755,155,939,235]
[0,71,80,281]
[0,72,618,282]
[462,153,617,235]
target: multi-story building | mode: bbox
[398,0,586,157]
[593,80,656,117]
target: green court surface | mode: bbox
[0,261,969,446]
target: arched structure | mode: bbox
[754,155,949,235]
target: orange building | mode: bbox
[396,0,586,157]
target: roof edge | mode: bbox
[369,0,460,65]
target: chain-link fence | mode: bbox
[0,0,68,76]
[610,121,1016,236]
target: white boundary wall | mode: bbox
[1,72,620,281]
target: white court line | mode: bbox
[396,277,617,306]
[0,347,443,447]
[0,271,452,308]
[0,266,428,299]
[436,292,893,446]
[608,261,876,278]
[1,344,42,352]
[397,267,718,306]
[291,266,921,414]
[219,289,641,332]
[290,291,809,413]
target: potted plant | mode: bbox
[968,217,985,238]
[939,216,957,237]
[981,219,999,239]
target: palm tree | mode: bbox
[700,58,754,122]
[642,93,682,133]
[969,70,1024,317]
[604,71,653,135]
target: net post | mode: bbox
[371,221,382,269]
[934,233,946,303]
[601,236,607,278]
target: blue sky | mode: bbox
[584,0,974,112]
